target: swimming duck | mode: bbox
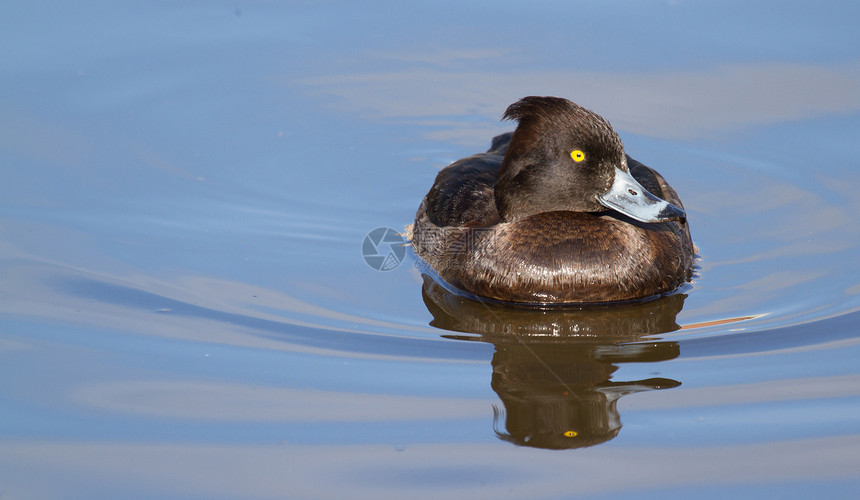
[409,96,694,304]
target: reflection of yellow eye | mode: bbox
[570,150,585,162]
[563,430,578,438]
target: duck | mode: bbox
[408,96,694,304]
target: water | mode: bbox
[2,1,860,498]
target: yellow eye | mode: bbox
[563,430,578,438]
[570,150,585,162]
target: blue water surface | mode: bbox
[2,1,860,498]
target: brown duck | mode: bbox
[409,96,694,304]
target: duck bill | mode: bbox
[597,167,686,223]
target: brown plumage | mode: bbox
[411,97,694,304]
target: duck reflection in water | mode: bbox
[421,276,685,449]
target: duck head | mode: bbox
[495,96,685,223]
